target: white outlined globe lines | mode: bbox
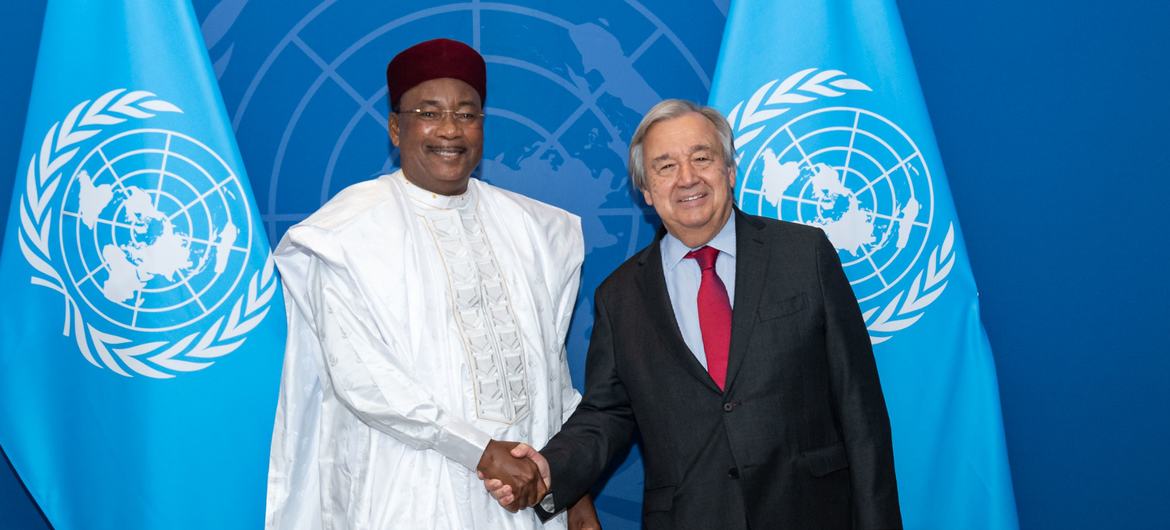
[738,107,935,303]
[228,1,714,256]
[58,129,254,333]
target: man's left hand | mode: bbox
[568,494,601,530]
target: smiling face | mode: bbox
[640,111,736,247]
[389,77,484,196]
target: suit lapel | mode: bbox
[724,211,770,394]
[636,234,722,393]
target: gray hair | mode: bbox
[628,99,737,191]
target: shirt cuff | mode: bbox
[539,492,557,513]
[434,417,493,470]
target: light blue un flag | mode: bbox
[709,1,1018,528]
[0,1,284,528]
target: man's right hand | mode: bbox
[476,440,547,512]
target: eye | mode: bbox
[655,162,678,176]
[418,111,440,120]
[455,112,478,123]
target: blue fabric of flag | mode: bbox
[708,1,1019,528]
[0,1,284,528]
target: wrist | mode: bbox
[475,439,499,472]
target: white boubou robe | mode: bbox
[265,171,583,530]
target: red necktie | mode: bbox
[685,246,731,390]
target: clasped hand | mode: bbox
[476,440,550,512]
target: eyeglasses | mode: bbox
[399,108,485,126]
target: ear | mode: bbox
[726,164,737,191]
[641,187,654,206]
[389,113,401,147]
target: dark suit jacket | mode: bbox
[540,211,901,530]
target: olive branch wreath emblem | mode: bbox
[17,88,277,378]
[726,68,955,344]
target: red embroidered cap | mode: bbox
[386,38,486,111]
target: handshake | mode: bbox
[475,439,601,529]
[475,439,550,511]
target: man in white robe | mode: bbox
[264,38,598,530]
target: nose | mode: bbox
[434,114,462,137]
[677,160,700,186]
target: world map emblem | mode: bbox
[17,89,278,378]
[729,69,956,344]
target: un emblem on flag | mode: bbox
[729,69,956,344]
[17,89,278,378]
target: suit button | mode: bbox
[727,467,739,479]
[722,401,737,412]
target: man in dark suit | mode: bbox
[485,99,901,529]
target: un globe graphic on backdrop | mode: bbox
[738,106,935,303]
[215,1,720,524]
[222,1,715,258]
[57,129,253,332]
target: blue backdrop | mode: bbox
[2,1,1168,529]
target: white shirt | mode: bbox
[265,171,583,530]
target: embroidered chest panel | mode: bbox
[421,208,530,424]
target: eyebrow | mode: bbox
[651,153,673,164]
[414,99,480,108]
[652,144,714,164]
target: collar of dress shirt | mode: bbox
[399,171,477,211]
[661,213,737,271]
